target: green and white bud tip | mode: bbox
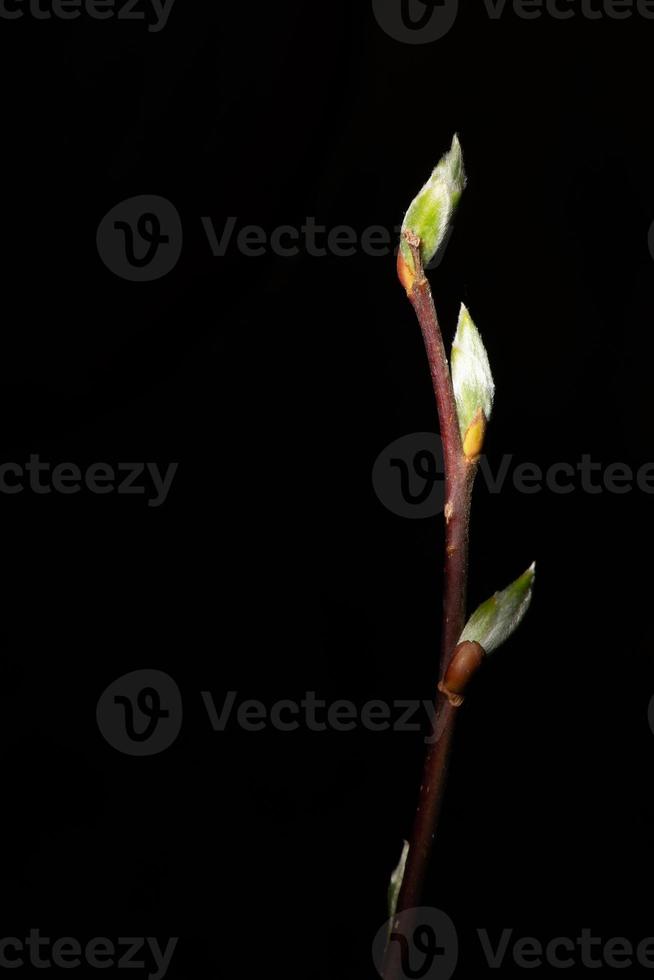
[387,840,409,939]
[451,304,495,459]
[459,564,536,655]
[398,134,466,291]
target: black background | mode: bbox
[1,1,653,977]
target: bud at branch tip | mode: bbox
[398,134,466,292]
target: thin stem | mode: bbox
[390,459,475,913]
[383,239,477,980]
[404,253,463,481]
[382,694,457,980]
[402,235,476,678]
[440,461,476,678]
[391,696,457,912]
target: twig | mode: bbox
[383,140,536,979]
[383,235,478,979]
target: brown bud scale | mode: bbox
[438,640,485,706]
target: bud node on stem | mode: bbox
[397,250,416,294]
[397,230,428,295]
[438,641,486,706]
[462,409,487,461]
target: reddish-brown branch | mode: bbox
[400,232,475,675]
[382,694,457,980]
[402,238,476,678]
[440,461,476,677]
[392,696,457,911]
[403,249,463,480]
[383,237,478,980]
